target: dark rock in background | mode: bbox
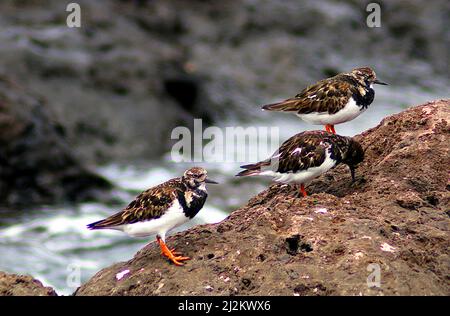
[0,0,448,164]
[0,77,111,208]
[74,100,449,296]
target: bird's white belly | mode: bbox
[298,98,364,125]
[259,150,336,184]
[117,200,188,240]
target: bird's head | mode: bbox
[348,67,387,87]
[182,167,218,189]
[341,139,365,182]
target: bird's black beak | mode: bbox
[350,166,356,182]
[374,79,388,85]
[205,178,219,184]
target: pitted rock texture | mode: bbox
[75,100,449,296]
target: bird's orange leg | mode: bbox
[325,124,336,134]
[156,236,190,266]
[300,184,307,197]
[330,125,336,134]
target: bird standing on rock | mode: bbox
[236,131,364,197]
[87,167,218,266]
[262,67,387,134]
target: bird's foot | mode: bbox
[294,184,307,198]
[157,237,190,266]
[169,248,183,256]
[160,249,183,257]
[164,251,190,266]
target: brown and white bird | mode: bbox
[87,167,218,266]
[236,131,364,197]
[262,67,387,134]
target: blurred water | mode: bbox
[0,85,445,295]
[0,166,229,296]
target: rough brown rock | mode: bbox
[0,272,57,296]
[75,100,449,296]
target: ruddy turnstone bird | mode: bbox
[87,167,218,266]
[262,67,387,134]
[236,131,364,197]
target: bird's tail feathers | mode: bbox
[87,219,107,230]
[87,211,124,230]
[236,161,270,177]
[262,99,299,112]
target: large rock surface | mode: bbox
[75,100,449,296]
[0,272,57,296]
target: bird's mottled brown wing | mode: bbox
[274,131,331,173]
[262,75,354,115]
[87,179,183,229]
[237,131,335,176]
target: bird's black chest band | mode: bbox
[178,190,207,219]
[354,87,374,110]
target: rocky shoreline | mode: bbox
[0,272,57,296]
[1,100,449,296]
